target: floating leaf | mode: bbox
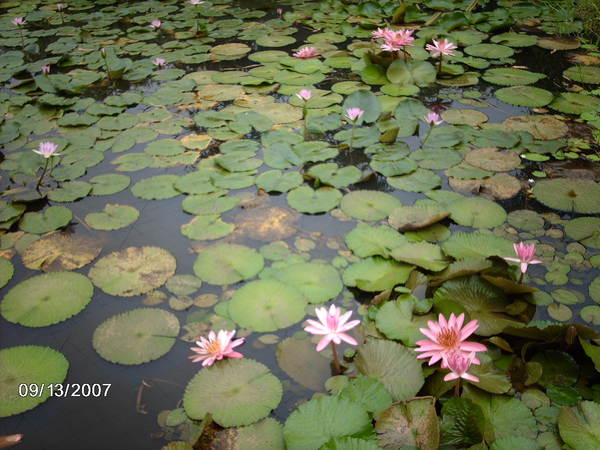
[387,60,437,87]
[85,204,139,230]
[464,44,514,59]
[89,246,176,297]
[131,175,180,200]
[19,206,72,234]
[343,257,414,292]
[287,186,342,214]
[193,244,264,285]
[228,279,307,332]
[447,197,507,229]
[21,231,101,271]
[255,170,303,192]
[388,169,442,192]
[391,242,449,271]
[283,396,371,450]
[340,191,401,221]
[345,224,407,258]
[355,338,424,401]
[306,163,362,188]
[0,346,69,418]
[184,358,282,427]
[0,258,14,289]
[442,232,519,259]
[93,308,179,365]
[181,214,235,241]
[495,86,553,107]
[549,93,600,114]
[563,66,600,84]
[1,272,93,327]
[276,335,331,391]
[533,179,600,213]
[89,173,130,196]
[482,68,545,86]
[465,147,520,172]
[502,115,568,140]
[47,181,92,202]
[558,401,600,450]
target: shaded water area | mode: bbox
[1,0,600,449]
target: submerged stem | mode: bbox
[331,342,342,374]
[454,378,461,397]
[36,158,50,190]
[349,123,355,151]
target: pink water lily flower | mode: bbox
[149,19,161,29]
[12,17,25,26]
[33,141,60,158]
[443,351,480,382]
[277,8,283,16]
[415,313,487,366]
[425,111,443,125]
[56,3,67,10]
[189,0,204,4]
[304,304,360,352]
[152,57,166,67]
[380,29,415,52]
[41,65,51,74]
[293,46,319,59]
[296,89,312,101]
[189,329,245,367]
[426,39,458,57]
[345,107,364,122]
[503,242,543,274]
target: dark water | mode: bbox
[0,1,598,449]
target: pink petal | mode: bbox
[338,332,358,346]
[503,257,520,263]
[419,328,439,342]
[459,320,479,340]
[444,372,459,381]
[304,325,328,335]
[459,341,487,352]
[224,351,244,358]
[462,373,480,382]
[339,319,360,332]
[316,335,333,352]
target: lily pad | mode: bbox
[89,246,176,297]
[19,206,72,234]
[565,217,600,249]
[181,215,235,241]
[345,224,407,258]
[388,204,451,232]
[256,170,303,193]
[340,191,401,221]
[502,115,568,140]
[343,257,413,292]
[391,242,449,272]
[0,346,69,418]
[0,258,14,288]
[92,308,179,365]
[21,232,102,271]
[184,358,282,427]
[549,93,600,114]
[442,232,514,259]
[287,186,342,214]
[89,173,131,195]
[306,164,362,188]
[563,66,600,84]
[482,68,546,86]
[85,204,139,230]
[276,335,331,391]
[447,197,507,228]
[228,279,308,331]
[131,174,180,200]
[1,272,93,327]
[495,86,553,107]
[193,244,264,285]
[532,179,600,213]
[388,169,442,192]
[465,147,520,171]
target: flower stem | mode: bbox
[437,55,443,74]
[454,378,461,397]
[519,271,524,283]
[331,342,342,374]
[59,11,64,24]
[349,123,355,151]
[302,106,308,140]
[19,28,25,49]
[423,126,433,144]
[36,158,50,190]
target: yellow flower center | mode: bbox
[437,328,459,348]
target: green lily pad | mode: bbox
[0,346,69,418]
[131,174,180,200]
[531,351,578,387]
[276,335,331,391]
[340,191,401,221]
[262,261,343,303]
[0,258,14,288]
[391,242,449,272]
[47,181,92,202]
[92,308,179,365]
[181,214,235,241]
[342,89,381,123]
[85,204,139,230]
[558,401,600,450]
[345,223,407,258]
[387,60,437,87]
[89,173,131,195]
[447,197,507,229]
[181,192,239,215]
[256,35,296,47]
[255,170,303,193]
[464,43,514,59]
[343,257,413,292]
[563,66,600,84]
[284,396,371,450]
[19,206,72,234]
[306,164,362,188]
[549,93,600,114]
[495,86,553,107]
[388,204,450,232]
[287,186,342,214]
[388,169,442,192]
[441,232,514,259]
[533,179,600,213]
[184,358,282,427]
[441,109,488,126]
[464,147,521,171]
[193,244,264,285]
[490,32,538,47]
[228,279,308,331]
[565,217,600,249]
[1,272,93,327]
[89,246,176,297]
[355,338,424,401]
[482,68,546,86]
[502,115,569,140]
[144,139,186,156]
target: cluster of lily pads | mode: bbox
[2,0,600,449]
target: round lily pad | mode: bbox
[263,262,343,303]
[532,179,600,213]
[211,43,251,57]
[256,170,303,193]
[47,181,92,202]
[0,345,69,418]
[256,35,296,47]
[343,257,414,292]
[85,204,139,230]
[306,163,362,188]
[287,186,342,214]
[537,37,580,50]
[144,139,186,156]
[549,93,600,115]
[388,204,450,232]
[563,66,600,84]
[589,276,600,304]
[441,109,488,126]
[89,174,131,196]
[464,43,514,59]
[193,244,264,285]
[229,279,308,331]
[92,308,179,365]
[502,115,569,140]
[388,169,442,192]
[482,68,545,86]
[465,147,521,171]
[184,358,282,427]
[181,215,235,241]
[1,272,93,327]
[565,217,600,249]
[21,232,102,271]
[340,191,401,221]
[0,258,14,288]
[19,206,72,234]
[89,246,176,297]
[131,175,180,200]
[495,86,553,107]
[507,210,545,231]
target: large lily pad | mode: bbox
[391,242,449,272]
[388,204,450,231]
[228,279,308,332]
[340,191,401,221]
[89,246,176,297]
[184,358,282,427]
[565,217,600,249]
[85,204,139,230]
[558,401,600,450]
[482,68,545,86]
[193,244,264,285]
[284,396,371,450]
[92,308,179,365]
[563,66,600,84]
[495,86,553,107]
[502,115,568,140]
[287,186,342,214]
[21,232,102,271]
[19,206,72,234]
[1,272,93,327]
[0,346,69,418]
[277,335,331,391]
[533,179,600,213]
[262,262,342,303]
[345,224,407,258]
[343,257,414,292]
[355,338,424,401]
[447,197,507,229]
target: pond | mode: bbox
[1,0,600,449]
